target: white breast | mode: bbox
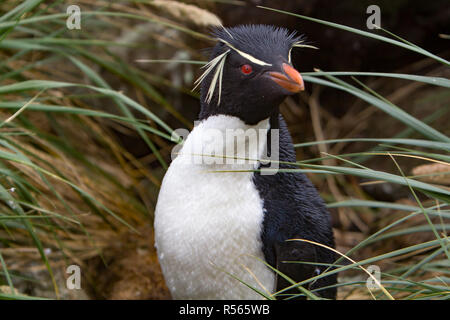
[154,115,275,299]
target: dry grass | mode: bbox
[0,0,448,300]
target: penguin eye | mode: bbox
[240,64,253,75]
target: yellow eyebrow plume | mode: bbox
[218,38,273,66]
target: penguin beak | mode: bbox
[268,63,304,93]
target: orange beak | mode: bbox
[268,63,304,93]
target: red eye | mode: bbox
[240,64,253,74]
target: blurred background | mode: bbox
[0,0,448,300]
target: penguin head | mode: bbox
[198,24,306,125]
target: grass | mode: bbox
[0,0,449,300]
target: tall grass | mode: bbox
[0,1,448,300]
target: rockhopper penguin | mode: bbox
[154,25,337,299]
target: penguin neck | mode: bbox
[180,114,272,170]
[198,100,281,126]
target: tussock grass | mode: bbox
[0,0,448,300]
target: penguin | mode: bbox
[154,24,337,300]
